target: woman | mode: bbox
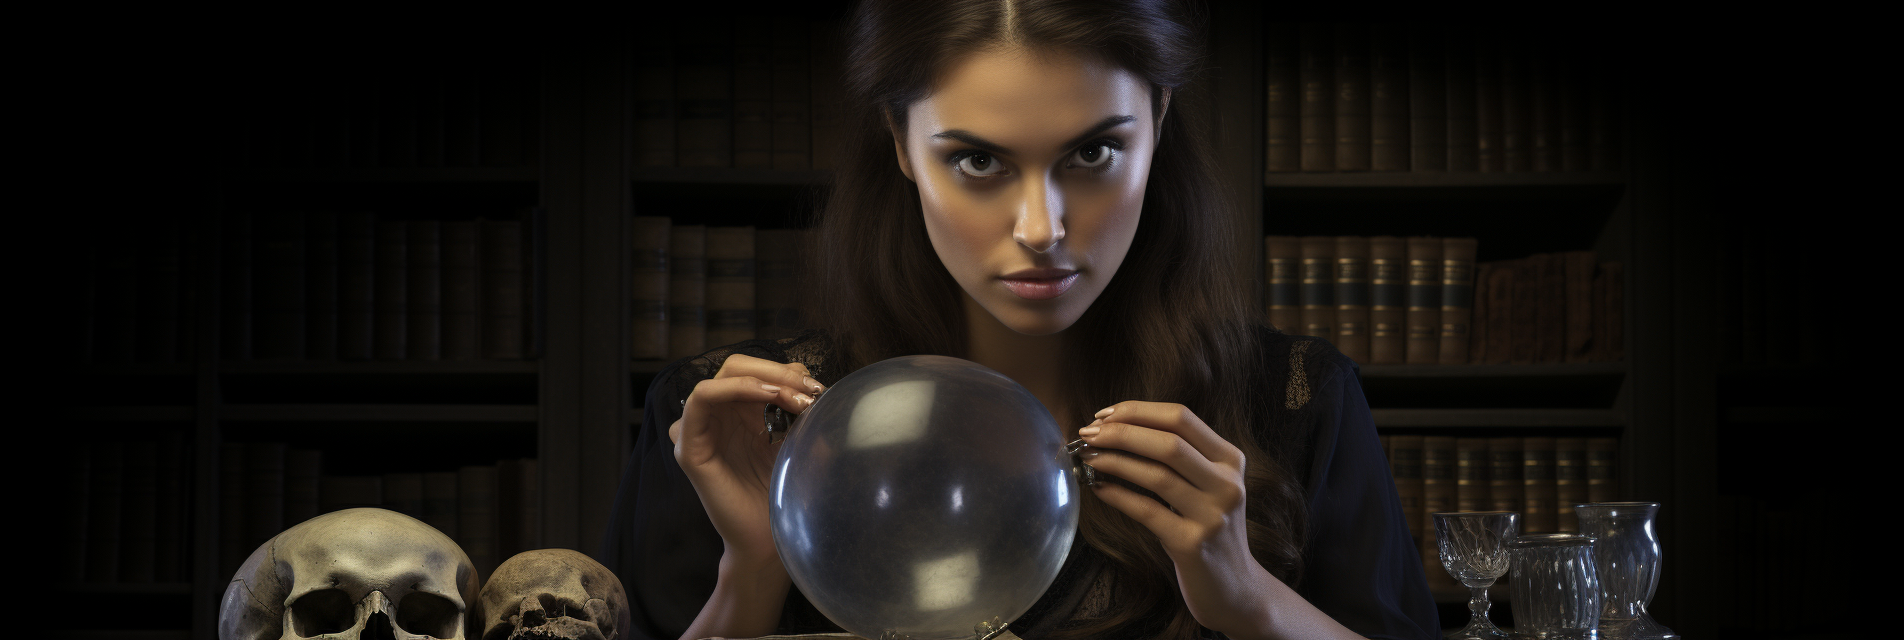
[603,1,1440,638]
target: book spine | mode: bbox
[1555,437,1588,532]
[218,443,244,579]
[1454,437,1490,513]
[1563,250,1596,363]
[1439,237,1477,364]
[374,220,408,360]
[1421,435,1456,586]
[1369,23,1408,172]
[422,471,460,539]
[677,24,735,168]
[1299,236,1335,339]
[338,213,376,360]
[407,220,443,361]
[705,226,757,347]
[1443,24,1479,172]
[755,228,801,340]
[670,225,708,359]
[1298,23,1335,172]
[1389,435,1425,548]
[382,472,426,522]
[771,22,813,171]
[1405,237,1442,364]
[86,443,125,583]
[442,221,482,360]
[1487,437,1523,515]
[732,18,775,169]
[481,219,525,360]
[1535,252,1565,363]
[1468,261,1492,364]
[1529,45,1560,172]
[243,443,287,555]
[1264,22,1300,173]
[1511,257,1538,364]
[1333,23,1371,171]
[1474,32,1503,173]
[1595,262,1624,361]
[1406,24,1446,172]
[1500,34,1531,172]
[459,465,499,578]
[808,20,847,171]
[305,212,339,360]
[153,433,189,582]
[284,449,322,527]
[631,216,672,360]
[318,475,384,514]
[1587,437,1619,502]
[1368,236,1406,364]
[1333,236,1370,363]
[255,211,307,360]
[1264,236,1302,333]
[632,34,678,168]
[1486,258,1517,364]
[121,446,157,582]
[1522,436,1558,532]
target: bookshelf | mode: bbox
[59,6,1784,639]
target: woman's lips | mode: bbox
[1000,270,1080,300]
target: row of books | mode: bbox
[82,219,203,364]
[1381,435,1621,591]
[633,219,807,360]
[216,444,541,583]
[1267,236,1623,365]
[1265,22,1622,174]
[59,434,193,585]
[634,19,846,172]
[228,55,541,170]
[222,211,540,362]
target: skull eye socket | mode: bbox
[397,592,461,638]
[289,589,356,636]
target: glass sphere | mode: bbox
[770,355,1080,640]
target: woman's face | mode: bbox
[895,46,1160,336]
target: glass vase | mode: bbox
[1574,502,1678,640]
[1507,533,1601,640]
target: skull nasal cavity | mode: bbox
[363,611,398,640]
[519,595,548,627]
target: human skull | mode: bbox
[219,507,481,640]
[476,549,631,640]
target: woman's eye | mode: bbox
[1071,143,1114,169]
[957,153,1004,177]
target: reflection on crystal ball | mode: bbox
[769,355,1080,640]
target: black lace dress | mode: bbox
[600,328,1440,640]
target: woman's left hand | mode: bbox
[1076,400,1280,637]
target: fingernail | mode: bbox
[1078,425,1101,437]
[804,377,824,392]
[1094,406,1115,418]
[762,384,782,392]
[1079,449,1102,460]
[796,393,814,405]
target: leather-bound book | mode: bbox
[1529,45,1559,172]
[459,465,499,578]
[1555,437,1588,532]
[1368,236,1406,364]
[1265,236,1302,333]
[731,18,775,169]
[705,227,758,348]
[1421,435,1457,549]
[338,213,376,361]
[676,23,734,168]
[1486,258,1518,364]
[1407,24,1447,172]
[1405,237,1442,364]
[1333,22,1371,171]
[442,221,482,361]
[1595,262,1625,362]
[632,30,677,168]
[669,225,707,359]
[407,220,442,361]
[808,20,847,171]
[374,220,407,360]
[755,228,801,340]
[1264,22,1300,173]
[1474,31,1503,173]
[1439,237,1477,364]
[1299,236,1336,339]
[630,216,671,360]
[770,23,812,171]
[254,211,306,360]
[304,212,339,360]
[1455,437,1490,513]
[1487,437,1523,515]
[1369,23,1408,172]
[1535,252,1566,363]
[480,219,525,360]
[1522,437,1558,532]
[1334,236,1371,362]
[1299,22,1335,172]
[1563,250,1596,363]
[1511,256,1538,365]
[1444,24,1479,172]
[1389,435,1425,546]
[1500,34,1531,172]
[1587,437,1619,502]
[1468,261,1493,364]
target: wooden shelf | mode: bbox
[69,406,195,422]
[221,360,538,375]
[220,404,537,422]
[1265,171,1625,188]
[221,167,539,183]
[1371,408,1624,428]
[631,167,831,185]
[1359,362,1625,379]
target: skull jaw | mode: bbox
[503,617,609,640]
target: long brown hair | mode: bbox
[807,1,1308,637]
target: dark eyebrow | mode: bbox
[931,115,1138,156]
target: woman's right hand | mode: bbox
[669,353,825,570]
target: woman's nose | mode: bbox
[1012,176,1065,253]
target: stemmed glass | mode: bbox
[1434,511,1520,640]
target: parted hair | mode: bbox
[805,0,1310,637]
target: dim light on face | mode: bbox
[896,46,1159,336]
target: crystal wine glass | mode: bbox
[1434,511,1519,640]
